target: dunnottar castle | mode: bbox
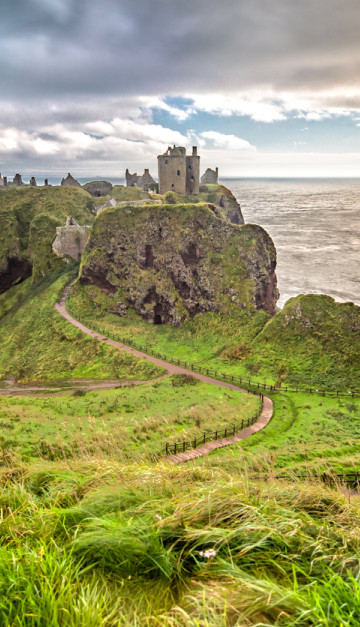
[126,145,218,194]
[0,145,218,197]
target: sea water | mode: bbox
[226,178,360,308]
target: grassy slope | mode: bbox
[0,377,259,462]
[68,285,360,473]
[0,186,95,280]
[0,456,359,625]
[0,266,163,383]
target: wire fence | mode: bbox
[155,401,264,458]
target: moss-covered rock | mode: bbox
[79,201,278,326]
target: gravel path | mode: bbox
[55,285,273,464]
[0,375,169,396]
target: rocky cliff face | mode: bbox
[80,202,279,326]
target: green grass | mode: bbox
[94,184,151,206]
[69,283,360,391]
[0,186,95,282]
[0,377,259,461]
[196,391,360,475]
[0,267,163,383]
[69,281,268,364]
[0,457,359,624]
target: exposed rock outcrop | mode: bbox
[80,202,279,326]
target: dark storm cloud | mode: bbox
[1,0,360,99]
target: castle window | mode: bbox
[165,160,168,165]
[172,183,175,188]
[177,170,180,176]
[191,176,194,181]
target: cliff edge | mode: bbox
[79,201,278,326]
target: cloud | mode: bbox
[1,0,360,105]
[198,131,256,151]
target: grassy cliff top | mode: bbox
[0,186,95,283]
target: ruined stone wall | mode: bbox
[61,173,81,187]
[52,220,91,261]
[201,168,218,184]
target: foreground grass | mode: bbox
[0,376,259,461]
[0,456,359,625]
[0,268,163,383]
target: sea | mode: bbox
[224,178,360,309]
[29,175,360,310]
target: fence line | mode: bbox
[64,300,360,401]
[155,401,263,458]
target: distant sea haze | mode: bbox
[227,178,360,309]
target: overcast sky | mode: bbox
[1,0,360,179]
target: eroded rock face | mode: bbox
[80,203,279,326]
[0,256,32,295]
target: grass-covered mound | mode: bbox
[0,456,360,625]
[248,294,360,389]
[0,186,95,287]
[0,266,163,383]
[93,184,151,206]
[0,376,259,462]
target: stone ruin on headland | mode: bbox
[125,145,219,195]
[0,173,50,188]
[0,145,218,195]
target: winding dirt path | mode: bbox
[55,286,273,464]
[0,375,169,397]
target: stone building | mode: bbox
[157,146,200,195]
[125,168,157,192]
[13,173,24,187]
[0,174,4,187]
[30,176,37,187]
[61,173,81,187]
[52,216,91,261]
[201,167,219,184]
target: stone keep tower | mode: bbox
[158,146,200,195]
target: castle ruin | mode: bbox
[61,173,81,187]
[201,167,219,185]
[157,146,200,195]
[125,168,157,192]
